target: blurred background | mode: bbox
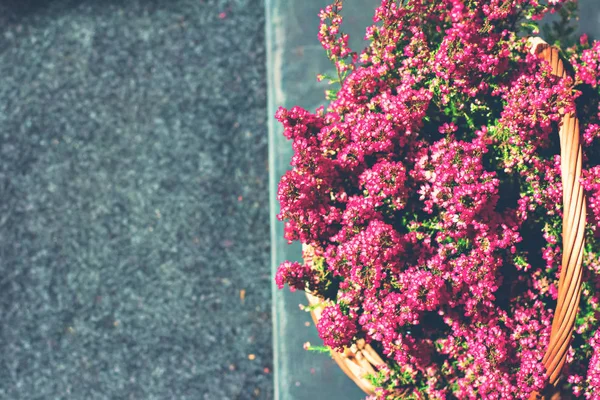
[0,0,270,399]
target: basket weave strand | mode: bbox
[528,38,586,400]
[303,38,586,400]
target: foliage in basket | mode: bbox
[274,1,600,398]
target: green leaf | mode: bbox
[520,21,539,34]
[300,302,323,312]
[305,345,332,355]
[325,89,338,101]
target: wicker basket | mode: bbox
[302,38,586,400]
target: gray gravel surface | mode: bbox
[0,0,270,399]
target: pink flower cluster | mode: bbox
[581,167,600,234]
[275,1,600,398]
[574,41,600,88]
[317,303,358,352]
[275,261,320,293]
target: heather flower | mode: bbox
[275,0,600,398]
[582,166,600,230]
[359,160,408,210]
[317,303,358,351]
[573,41,600,88]
[275,261,320,293]
[586,330,600,398]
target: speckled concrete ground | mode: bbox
[0,1,270,399]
